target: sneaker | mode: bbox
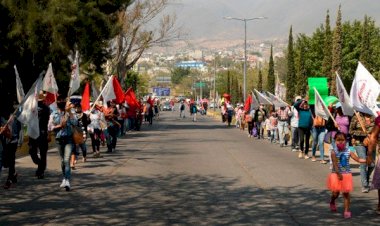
[291,148,297,152]
[330,202,337,212]
[60,179,66,188]
[298,152,303,159]
[344,211,351,219]
[362,187,369,193]
[320,160,328,164]
[304,155,310,160]
[311,156,317,162]
[65,180,71,191]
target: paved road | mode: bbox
[1,109,379,225]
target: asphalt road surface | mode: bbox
[1,109,380,225]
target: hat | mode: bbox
[295,96,302,102]
[335,102,342,108]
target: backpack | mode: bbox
[252,127,258,137]
[313,116,326,127]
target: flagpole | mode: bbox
[89,75,114,112]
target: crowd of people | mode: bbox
[225,95,380,218]
[0,93,161,191]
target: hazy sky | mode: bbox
[163,0,380,40]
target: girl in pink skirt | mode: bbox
[327,132,366,218]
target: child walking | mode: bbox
[269,112,278,143]
[264,117,271,140]
[327,132,366,218]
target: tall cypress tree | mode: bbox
[257,69,263,92]
[286,26,296,102]
[227,70,231,94]
[322,10,332,78]
[267,44,275,93]
[331,5,343,95]
[360,15,371,69]
[296,43,307,97]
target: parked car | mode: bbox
[162,102,172,111]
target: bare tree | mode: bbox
[110,0,179,82]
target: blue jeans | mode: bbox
[57,138,73,180]
[291,127,299,149]
[355,145,376,188]
[271,129,277,143]
[312,127,326,160]
[255,121,264,138]
[277,121,289,145]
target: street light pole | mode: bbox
[213,54,216,111]
[223,16,267,102]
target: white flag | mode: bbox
[68,51,80,96]
[251,91,260,110]
[91,81,100,101]
[314,87,330,120]
[42,63,59,94]
[101,75,115,106]
[266,91,288,108]
[350,62,380,116]
[336,72,354,116]
[14,65,25,104]
[254,89,272,105]
[18,76,43,139]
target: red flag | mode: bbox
[112,76,125,104]
[81,83,90,111]
[244,94,252,112]
[147,96,154,106]
[44,92,57,105]
[125,87,140,110]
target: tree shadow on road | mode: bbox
[1,169,379,226]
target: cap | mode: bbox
[295,96,302,102]
[335,102,342,108]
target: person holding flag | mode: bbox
[349,111,375,193]
[51,98,78,191]
[294,99,313,159]
[0,104,22,189]
[28,92,50,179]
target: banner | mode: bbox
[350,62,380,115]
[308,77,328,105]
[335,72,354,116]
[266,91,288,108]
[17,76,43,139]
[68,51,80,96]
[251,91,260,110]
[254,89,272,105]
[14,65,25,104]
[314,87,330,120]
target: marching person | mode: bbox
[349,112,375,193]
[0,105,22,189]
[327,132,366,219]
[52,99,78,191]
[28,92,50,179]
[87,104,104,158]
[367,115,380,214]
[294,99,313,159]
[71,103,89,167]
[276,106,290,147]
